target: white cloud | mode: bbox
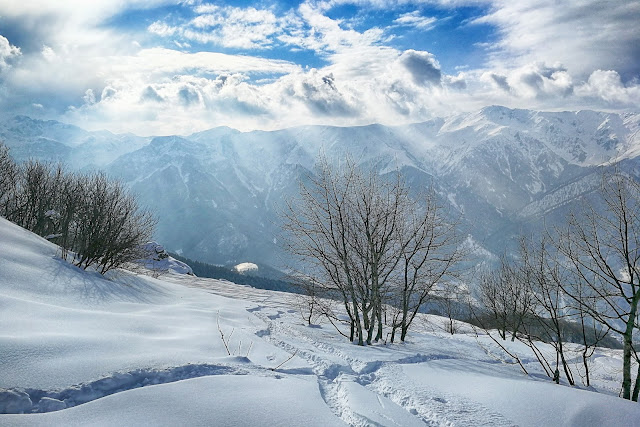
[0,36,21,70]
[0,0,638,135]
[40,45,57,62]
[83,89,96,105]
[474,0,640,80]
[150,4,283,50]
[54,54,640,136]
[575,70,640,107]
[481,62,574,100]
[148,21,178,37]
[393,11,437,29]
[398,50,441,85]
[108,48,301,77]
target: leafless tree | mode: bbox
[390,191,464,342]
[554,170,640,400]
[348,168,410,344]
[72,172,156,273]
[0,142,18,211]
[4,160,63,235]
[281,156,366,344]
[434,282,469,335]
[572,277,610,387]
[282,156,463,345]
[477,255,533,341]
[519,236,575,385]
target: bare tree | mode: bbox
[5,160,58,233]
[348,168,410,344]
[477,255,533,341]
[72,172,156,273]
[554,170,640,400]
[434,282,469,335]
[0,142,18,211]
[0,151,156,275]
[281,156,366,344]
[572,278,610,387]
[390,190,463,342]
[519,236,575,385]
[282,156,463,345]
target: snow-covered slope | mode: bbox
[1,218,639,425]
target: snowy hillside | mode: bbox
[1,218,639,425]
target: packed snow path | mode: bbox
[246,302,516,426]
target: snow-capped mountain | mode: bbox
[0,115,150,169]
[3,106,639,268]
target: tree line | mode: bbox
[0,142,155,274]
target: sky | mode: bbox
[0,0,638,135]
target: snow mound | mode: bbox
[137,241,193,275]
[233,262,258,274]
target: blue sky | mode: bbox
[0,0,638,134]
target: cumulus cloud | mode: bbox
[101,86,116,101]
[83,89,96,105]
[0,35,21,70]
[276,70,359,117]
[140,86,164,103]
[0,0,638,135]
[40,45,57,62]
[486,73,510,92]
[178,86,200,107]
[398,50,442,86]
[444,73,467,90]
[576,70,640,107]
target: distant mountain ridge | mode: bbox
[3,106,640,269]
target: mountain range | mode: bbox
[2,106,639,271]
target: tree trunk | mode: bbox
[622,299,638,399]
[582,351,591,387]
[375,301,383,341]
[622,334,633,399]
[558,341,574,385]
[632,362,640,402]
[353,302,364,346]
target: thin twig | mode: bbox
[217,311,231,356]
[271,349,299,371]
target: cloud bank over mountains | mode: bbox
[0,0,638,134]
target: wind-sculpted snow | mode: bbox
[5,363,244,413]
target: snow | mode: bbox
[233,262,258,273]
[1,216,639,425]
[137,241,193,275]
[1,376,342,427]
